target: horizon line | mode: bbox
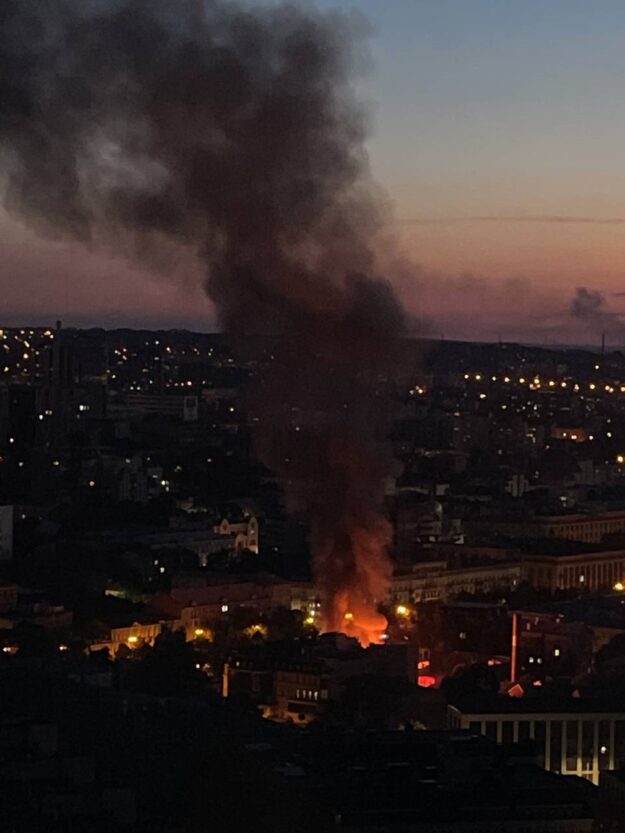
[0,320,619,352]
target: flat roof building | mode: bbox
[449,697,625,785]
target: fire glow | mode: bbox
[1,0,409,646]
[317,519,393,647]
[337,605,388,648]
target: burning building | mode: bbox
[1,0,410,644]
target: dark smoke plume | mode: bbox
[570,287,624,342]
[571,287,608,319]
[1,0,405,643]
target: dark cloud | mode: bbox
[571,287,607,318]
[0,0,404,640]
[566,286,625,343]
[570,286,623,325]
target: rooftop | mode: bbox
[450,695,625,716]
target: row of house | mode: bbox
[392,545,625,603]
[487,509,625,545]
[91,576,321,656]
[90,542,625,658]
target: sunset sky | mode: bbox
[3,0,625,344]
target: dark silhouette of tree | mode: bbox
[264,606,305,641]
[122,629,203,696]
[13,622,56,658]
[328,674,422,729]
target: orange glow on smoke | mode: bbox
[323,587,388,647]
[314,505,393,648]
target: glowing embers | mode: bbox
[340,605,387,648]
[315,520,392,647]
[322,590,387,648]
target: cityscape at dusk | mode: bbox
[4,1,625,831]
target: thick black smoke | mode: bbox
[1,0,405,639]
[571,287,607,319]
[570,287,624,342]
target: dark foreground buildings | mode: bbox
[5,331,625,828]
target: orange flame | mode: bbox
[317,522,391,647]
[344,605,387,647]
[321,590,387,647]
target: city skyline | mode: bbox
[4,6,625,827]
